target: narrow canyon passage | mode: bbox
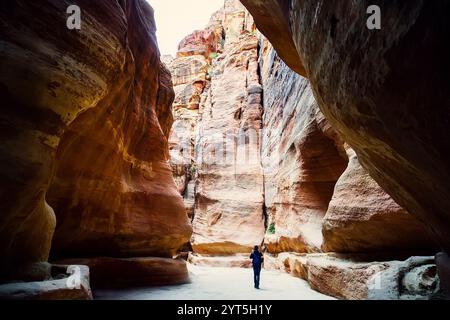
[95,264,334,300]
[1,0,449,301]
[165,0,440,300]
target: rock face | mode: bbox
[259,37,348,253]
[47,0,191,260]
[0,0,191,285]
[265,253,440,300]
[166,50,210,219]
[168,0,266,256]
[259,38,434,254]
[192,31,265,254]
[241,0,450,254]
[177,30,219,59]
[0,264,92,300]
[323,148,436,253]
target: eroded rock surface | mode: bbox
[259,37,347,253]
[259,38,434,254]
[323,148,436,253]
[168,0,266,256]
[265,253,440,300]
[54,257,189,289]
[46,0,191,260]
[0,0,191,286]
[241,0,450,254]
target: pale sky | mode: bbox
[148,0,224,57]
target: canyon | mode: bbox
[241,0,450,295]
[167,0,442,299]
[0,0,449,300]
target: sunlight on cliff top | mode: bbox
[148,0,224,56]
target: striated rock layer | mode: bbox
[241,0,450,254]
[47,0,192,259]
[168,0,265,256]
[0,0,191,284]
[192,30,265,253]
[167,1,435,262]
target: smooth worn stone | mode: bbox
[53,257,190,289]
[0,265,92,300]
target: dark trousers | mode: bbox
[253,265,261,288]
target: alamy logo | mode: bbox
[67,5,81,30]
[367,5,381,30]
[66,265,81,289]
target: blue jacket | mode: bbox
[250,250,263,268]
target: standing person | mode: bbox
[250,245,264,289]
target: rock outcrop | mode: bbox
[166,44,210,219]
[265,253,440,300]
[241,0,450,256]
[0,0,191,287]
[322,148,436,253]
[0,264,92,300]
[192,29,265,254]
[47,1,191,257]
[188,253,252,268]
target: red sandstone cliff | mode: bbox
[168,0,265,256]
[241,0,450,268]
[0,0,191,288]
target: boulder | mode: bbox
[0,265,92,300]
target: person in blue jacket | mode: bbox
[250,245,264,289]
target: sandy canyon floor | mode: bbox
[95,264,335,300]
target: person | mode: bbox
[250,245,264,289]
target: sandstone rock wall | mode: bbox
[168,0,266,256]
[241,0,450,254]
[265,253,439,300]
[259,38,435,254]
[323,148,436,253]
[192,28,266,254]
[0,0,191,282]
[259,37,348,253]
